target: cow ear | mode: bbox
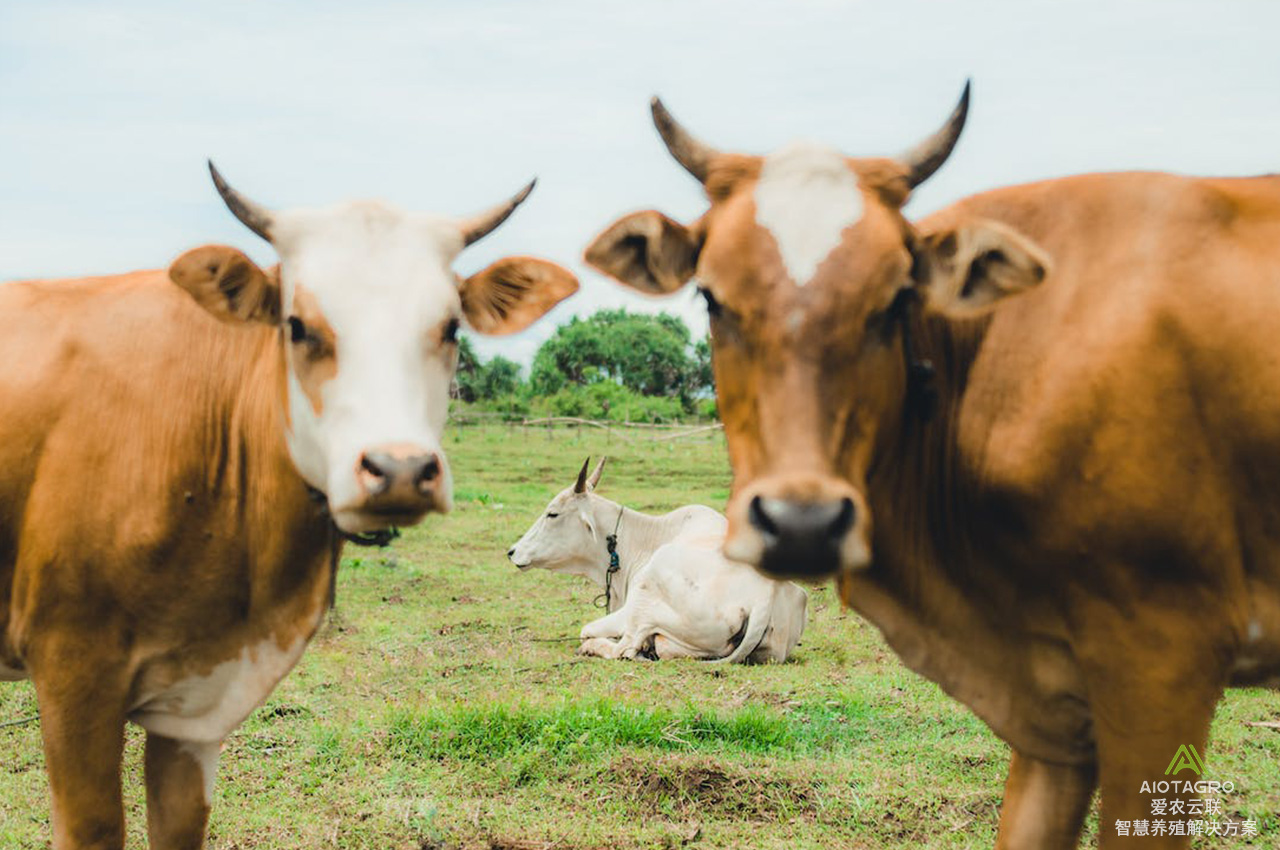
[169,245,280,324]
[461,256,578,335]
[584,210,701,295]
[916,220,1049,318]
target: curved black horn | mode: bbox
[650,97,721,184]
[207,160,274,243]
[900,81,971,189]
[459,179,536,247]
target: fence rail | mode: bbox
[447,412,724,443]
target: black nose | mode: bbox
[748,496,855,578]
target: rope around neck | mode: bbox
[593,506,626,610]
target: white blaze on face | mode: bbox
[269,201,463,518]
[754,141,864,287]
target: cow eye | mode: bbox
[443,317,460,344]
[546,512,559,519]
[698,286,722,318]
[286,316,308,344]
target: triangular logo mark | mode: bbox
[1165,744,1205,776]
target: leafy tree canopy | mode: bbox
[529,309,708,402]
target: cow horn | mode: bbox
[574,457,591,494]
[587,456,606,490]
[208,161,275,243]
[459,179,536,247]
[900,80,971,189]
[650,97,720,184]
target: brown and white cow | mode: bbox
[585,85,1280,848]
[0,164,576,850]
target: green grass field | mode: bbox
[2,423,1278,849]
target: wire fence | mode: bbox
[447,411,724,444]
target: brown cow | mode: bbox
[585,85,1280,848]
[0,165,576,850]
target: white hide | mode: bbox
[578,534,809,664]
[271,202,462,530]
[128,634,310,744]
[178,740,222,806]
[754,141,863,287]
[510,485,808,664]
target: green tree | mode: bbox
[453,335,482,402]
[454,336,525,403]
[529,309,710,405]
[693,335,713,395]
[478,356,521,399]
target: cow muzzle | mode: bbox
[723,476,870,580]
[333,442,450,531]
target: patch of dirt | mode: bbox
[260,702,310,720]
[869,792,1001,841]
[418,840,620,850]
[606,755,817,820]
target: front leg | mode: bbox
[1076,604,1228,849]
[995,750,1096,850]
[578,636,626,658]
[31,642,129,850]
[580,609,629,640]
[145,734,221,850]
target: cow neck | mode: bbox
[587,497,688,612]
[855,311,1065,751]
[215,327,336,613]
[867,307,992,587]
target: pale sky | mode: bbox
[3,1,1279,364]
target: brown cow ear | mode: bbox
[461,257,578,335]
[918,220,1049,318]
[169,245,280,324]
[584,210,700,295]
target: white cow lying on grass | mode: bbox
[507,457,808,663]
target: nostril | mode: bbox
[358,452,391,496]
[829,497,855,539]
[360,453,386,479]
[507,547,516,558]
[748,495,779,536]
[416,455,441,493]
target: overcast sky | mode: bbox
[3,1,1279,364]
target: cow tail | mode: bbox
[714,601,771,665]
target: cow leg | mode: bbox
[580,609,629,640]
[578,636,626,658]
[32,666,129,849]
[1078,611,1227,850]
[1091,690,1220,849]
[994,750,1096,850]
[652,634,711,659]
[145,733,220,850]
[580,631,656,659]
